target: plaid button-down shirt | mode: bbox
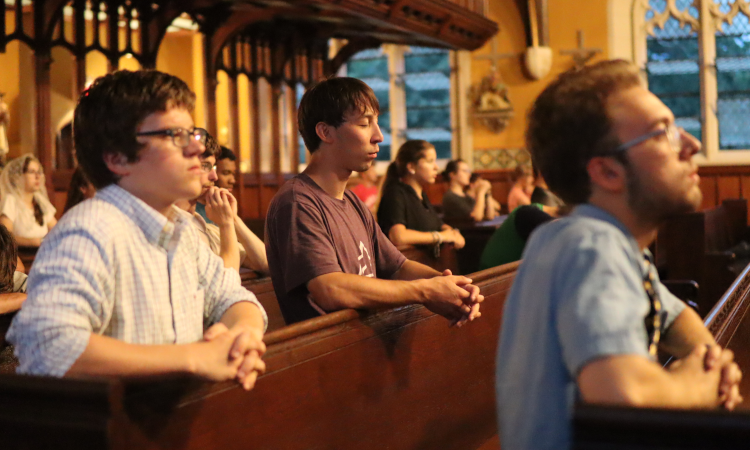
[8,184,267,377]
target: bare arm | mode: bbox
[392,259,441,280]
[0,215,41,247]
[0,292,25,314]
[65,329,258,381]
[307,271,479,324]
[578,348,724,408]
[233,216,269,274]
[469,181,491,222]
[205,188,240,272]
[660,307,716,359]
[388,224,462,248]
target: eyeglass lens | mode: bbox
[173,128,207,148]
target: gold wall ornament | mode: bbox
[642,0,701,37]
[469,72,514,134]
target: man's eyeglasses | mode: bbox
[200,162,216,173]
[613,123,683,155]
[136,127,208,148]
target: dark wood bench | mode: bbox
[0,262,520,450]
[573,260,750,449]
[657,199,749,316]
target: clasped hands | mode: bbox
[703,345,743,410]
[195,322,267,391]
[205,186,238,226]
[422,269,484,328]
[670,344,743,410]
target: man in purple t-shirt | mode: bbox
[266,77,483,326]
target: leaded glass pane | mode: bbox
[348,47,392,160]
[715,1,750,149]
[646,0,701,141]
[297,83,306,164]
[404,46,452,159]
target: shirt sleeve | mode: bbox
[442,192,473,219]
[554,230,652,377]
[377,185,407,236]
[7,222,114,376]
[196,228,267,331]
[269,198,345,293]
[656,281,687,330]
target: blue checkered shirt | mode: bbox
[8,184,267,376]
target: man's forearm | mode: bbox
[66,334,195,378]
[393,259,441,281]
[660,308,716,359]
[308,272,428,311]
[220,301,266,333]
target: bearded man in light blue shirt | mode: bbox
[496,60,743,450]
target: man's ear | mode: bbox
[586,156,627,194]
[103,152,131,177]
[315,122,335,145]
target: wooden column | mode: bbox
[203,32,219,137]
[251,38,263,219]
[271,81,282,184]
[74,0,86,94]
[228,75,244,215]
[290,82,299,174]
[35,51,53,192]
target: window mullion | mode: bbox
[699,0,719,159]
[387,44,406,161]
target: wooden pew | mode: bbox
[573,259,750,449]
[657,199,749,316]
[397,242,460,274]
[17,246,36,275]
[0,262,520,450]
[240,275,286,333]
[444,216,507,275]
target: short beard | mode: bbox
[621,156,698,226]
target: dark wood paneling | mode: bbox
[699,176,718,211]
[717,175,741,203]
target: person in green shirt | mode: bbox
[479,203,555,270]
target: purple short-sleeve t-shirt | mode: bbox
[265,173,407,325]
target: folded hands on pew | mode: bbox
[420,269,483,327]
[202,322,266,391]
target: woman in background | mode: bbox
[441,159,498,222]
[63,166,96,213]
[0,154,56,247]
[506,165,533,212]
[377,140,464,249]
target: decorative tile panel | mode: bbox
[473,148,531,170]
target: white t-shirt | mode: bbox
[0,194,55,240]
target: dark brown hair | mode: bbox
[0,224,17,293]
[441,159,465,183]
[64,167,93,213]
[298,77,380,153]
[22,157,44,226]
[526,60,642,204]
[74,70,196,189]
[383,140,435,189]
[203,133,221,160]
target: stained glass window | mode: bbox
[347,48,392,161]
[646,0,702,141]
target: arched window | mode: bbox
[633,0,750,162]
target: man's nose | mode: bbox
[680,129,701,159]
[372,123,384,143]
[209,167,218,182]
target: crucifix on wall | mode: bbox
[560,30,602,69]
[473,36,517,73]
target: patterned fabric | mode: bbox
[642,254,664,357]
[8,184,267,377]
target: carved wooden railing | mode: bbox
[447,0,488,16]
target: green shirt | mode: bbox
[479,203,546,270]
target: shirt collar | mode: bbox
[572,203,646,260]
[97,185,188,250]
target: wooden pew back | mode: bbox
[0,262,520,450]
[397,242,460,274]
[657,199,748,315]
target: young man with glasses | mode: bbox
[175,134,268,274]
[496,60,743,450]
[8,70,267,391]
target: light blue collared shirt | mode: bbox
[496,204,686,450]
